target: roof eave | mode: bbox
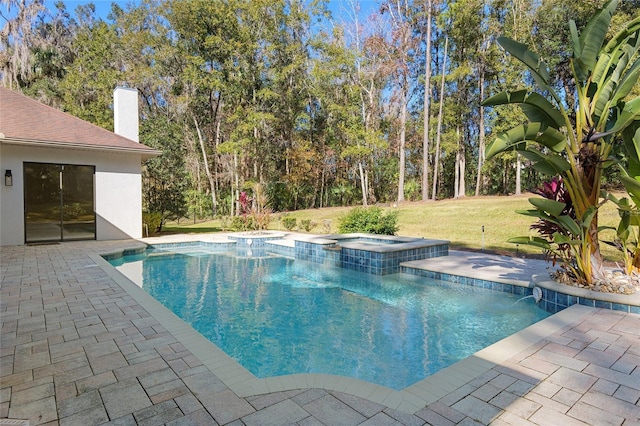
[0,137,162,160]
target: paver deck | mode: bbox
[1,237,639,425]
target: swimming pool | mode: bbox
[109,245,550,390]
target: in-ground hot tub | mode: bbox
[294,233,449,275]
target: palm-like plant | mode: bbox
[483,0,640,285]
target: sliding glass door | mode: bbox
[24,163,61,242]
[61,165,95,240]
[24,163,96,243]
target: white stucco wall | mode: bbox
[0,144,143,245]
[114,87,139,143]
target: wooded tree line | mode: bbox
[2,0,638,220]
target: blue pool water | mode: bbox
[109,246,550,390]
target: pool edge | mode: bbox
[89,252,595,414]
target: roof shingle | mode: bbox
[0,87,160,158]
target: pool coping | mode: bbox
[318,232,450,254]
[89,247,595,414]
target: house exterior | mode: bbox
[0,87,161,246]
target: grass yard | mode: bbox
[162,194,624,262]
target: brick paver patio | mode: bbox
[1,239,639,425]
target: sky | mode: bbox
[42,0,381,22]
[45,0,115,17]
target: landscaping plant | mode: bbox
[338,206,399,235]
[300,219,317,232]
[483,0,640,285]
[281,216,297,231]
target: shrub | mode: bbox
[218,215,232,231]
[250,182,272,230]
[338,207,399,235]
[404,179,421,201]
[300,219,317,232]
[231,215,258,231]
[142,211,162,235]
[282,217,297,231]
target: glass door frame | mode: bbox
[23,162,96,243]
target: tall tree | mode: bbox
[381,0,417,203]
[421,0,433,200]
[59,16,122,129]
[0,0,45,89]
[431,35,448,200]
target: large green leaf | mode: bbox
[570,20,582,60]
[581,206,598,230]
[572,0,618,82]
[591,16,640,102]
[610,58,640,106]
[616,198,632,234]
[622,121,640,166]
[497,37,557,100]
[621,175,640,207]
[536,127,567,151]
[593,52,640,120]
[607,96,640,135]
[507,236,551,250]
[607,194,640,227]
[557,215,581,236]
[485,122,566,159]
[601,15,640,58]
[482,90,564,128]
[518,148,571,176]
[552,233,582,245]
[521,104,564,130]
[528,197,566,217]
[515,209,546,218]
[515,209,560,225]
[617,214,631,240]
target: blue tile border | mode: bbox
[399,265,640,315]
[295,238,449,275]
[227,235,283,247]
[533,275,639,314]
[101,246,146,260]
[149,242,237,250]
[101,241,236,261]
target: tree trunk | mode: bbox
[503,158,509,195]
[431,36,448,201]
[397,91,407,202]
[475,59,486,196]
[454,150,460,199]
[211,91,223,216]
[193,116,217,214]
[214,118,222,214]
[515,153,522,195]
[456,124,465,198]
[358,161,368,206]
[320,165,325,209]
[366,169,374,204]
[458,145,466,198]
[422,0,433,200]
[232,153,239,216]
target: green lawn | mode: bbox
[161,194,624,261]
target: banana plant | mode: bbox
[509,200,599,283]
[482,0,640,285]
[602,122,640,275]
[602,193,640,275]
